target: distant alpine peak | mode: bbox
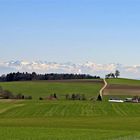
[0,60,139,79]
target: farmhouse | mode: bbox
[109,98,124,103]
[109,96,140,103]
[124,98,132,102]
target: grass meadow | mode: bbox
[0,80,103,99]
[0,79,139,139]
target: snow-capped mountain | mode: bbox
[0,60,140,79]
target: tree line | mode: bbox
[0,72,100,82]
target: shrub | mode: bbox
[16,93,23,99]
[65,94,70,100]
[3,90,14,99]
[24,96,32,100]
[39,97,43,100]
[81,94,86,100]
[71,94,76,100]
[53,93,57,99]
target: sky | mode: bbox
[0,0,140,77]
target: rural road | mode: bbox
[99,79,108,97]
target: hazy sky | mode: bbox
[0,0,140,65]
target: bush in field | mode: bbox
[3,90,14,99]
[15,94,32,100]
[39,97,43,100]
[0,86,33,100]
[0,86,3,93]
[16,93,23,99]
[0,87,18,99]
[53,93,57,99]
[81,94,86,100]
[75,94,81,100]
[71,94,76,100]
[26,96,32,100]
[67,94,86,100]
[65,94,70,100]
[97,94,102,101]
[45,94,58,100]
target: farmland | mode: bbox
[0,79,103,99]
[104,78,140,96]
[0,79,140,139]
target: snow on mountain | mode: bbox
[0,60,139,78]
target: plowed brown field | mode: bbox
[104,83,140,96]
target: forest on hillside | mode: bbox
[0,72,100,82]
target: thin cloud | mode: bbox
[0,60,139,79]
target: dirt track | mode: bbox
[100,79,107,97]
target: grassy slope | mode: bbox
[0,79,140,139]
[0,80,103,99]
[107,78,140,86]
[0,100,139,139]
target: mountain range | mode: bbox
[0,60,139,79]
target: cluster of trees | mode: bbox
[0,87,32,99]
[0,87,13,99]
[0,72,100,82]
[39,93,87,101]
[39,93,58,100]
[65,94,86,100]
[105,70,120,79]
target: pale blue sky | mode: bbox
[0,0,140,65]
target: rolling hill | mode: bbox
[0,79,139,139]
[104,78,140,96]
[0,79,103,99]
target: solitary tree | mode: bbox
[97,94,102,101]
[115,70,120,78]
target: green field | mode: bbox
[0,79,140,140]
[107,78,140,86]
[0,80,103,99]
